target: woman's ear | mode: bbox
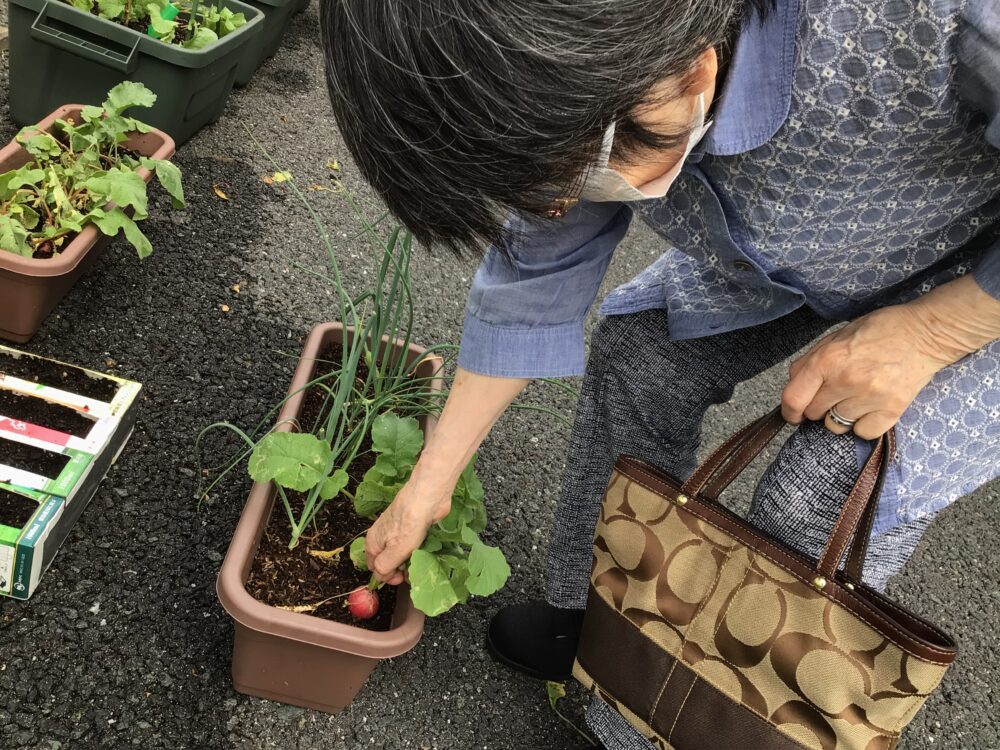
[686,47,719,96]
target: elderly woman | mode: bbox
[321,0,1000,746]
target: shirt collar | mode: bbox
[700,0,800,157]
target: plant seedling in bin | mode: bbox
[0,82,184,259]
[63,0,246,49]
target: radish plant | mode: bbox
[0,82,184,259]
[199,162,510,617]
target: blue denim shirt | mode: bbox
[459,0,1000,379]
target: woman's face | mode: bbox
[609,47,719,188]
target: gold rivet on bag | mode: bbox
[812,576,827,591]
[674,494,689,506]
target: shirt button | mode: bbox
[732,260,754,273]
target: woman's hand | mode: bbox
[781,275,1000,439]
[364,469,453,585]
[365,368,530,584]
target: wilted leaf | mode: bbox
[262,171,292,185]
[84,167,149,217]
[212,185,229,201]
[308,546,344,563]
[546,681,567,710]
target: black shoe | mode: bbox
[486,600,585,681]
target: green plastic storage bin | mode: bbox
[7,0,263,146]
[233,0,295,86]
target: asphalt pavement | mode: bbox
[0,4,997,748]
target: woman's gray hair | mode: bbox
[320,0,770,253]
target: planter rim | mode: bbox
[217,322,438,660]
[0,104,176,278]
[245,0,295,9]
[11,0,265,67]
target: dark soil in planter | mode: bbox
[0,352,119,402]
[245,345,399,631]
[247,488,398,631]
[0,436,72,476]
[0,488,39,529]
[0,389,96,437]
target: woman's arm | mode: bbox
[365,368,529,584]
[366,201,631,584]
[781,273,1000,438]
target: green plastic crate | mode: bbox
[234,0,295,86]
[7,0,263,145]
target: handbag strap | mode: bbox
[680,407,895,585]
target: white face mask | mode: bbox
[578,92,712,203]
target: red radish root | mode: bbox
[346,587,379,619]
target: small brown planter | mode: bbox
[0,105,176,343]
[217,322,440,713]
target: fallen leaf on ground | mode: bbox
[325,159,340,171]
[261,171,292,185]
[105,358,117,368]
[212,185,229,201]
[231,283,241,294]
[307,184,339,193]
[220,304,231,313]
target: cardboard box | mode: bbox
[0,346,141,598]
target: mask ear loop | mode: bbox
[596,122,616,169]
[545,122,618,218]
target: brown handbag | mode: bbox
[574,408,957,750]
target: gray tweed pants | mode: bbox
[544,308,937,750]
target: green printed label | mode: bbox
[12,545,32,598]
[22,498,61,546]
[45,449,93,498]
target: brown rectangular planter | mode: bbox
[217,322,441,713]
[0,104,176,343]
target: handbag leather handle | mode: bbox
[681,407,895,585]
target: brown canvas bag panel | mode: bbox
[574,408,956,750]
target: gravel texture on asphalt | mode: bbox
[0,5,997,749]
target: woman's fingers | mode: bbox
[823,406,857,435]
[815,396,895,438]
[850,411,896,440]
[781,362,825,424]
